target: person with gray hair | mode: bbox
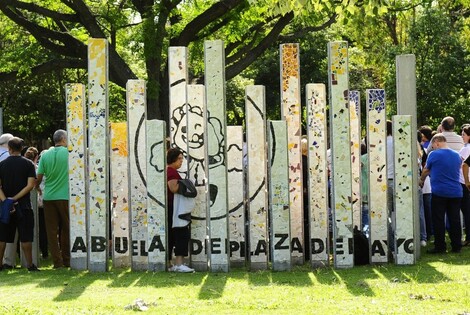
[36,129,70,268]
[0,133,14,162]
[440,116,463,151]
[419,133,462,254]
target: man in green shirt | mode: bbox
[37,129,70,268]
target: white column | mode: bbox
[393,115,416,265]
[146,119,167,271]
[168,46,189,175]
[126,80,148,270]
[280,43,304,264]
[328,41,353,268]
[66,83,88,270]
[245,85,268,270]
[204,40,229,272]
[349,90,362,229]
[396,55,420,259]
[186,84,209,271]
[87,38,109,272]
[306,83,329,267]
[366,89,388,264]
[268,120,291,271]
[226,125,245,267]
[110,122,131,268]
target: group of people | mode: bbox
[358,116,469,257]
[0,130,70,272]
[418,116,470,254]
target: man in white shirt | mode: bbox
[439,117,463,152]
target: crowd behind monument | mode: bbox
[0,114,469,272]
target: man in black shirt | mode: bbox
[0,137,38,271]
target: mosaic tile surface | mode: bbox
[306,84,329,267]
[393,115,415,265]
[110,122,130,268]
[280,43,303,264]
[328,41,353,268]
[349,90,361,229]
[66,83,88,270]
[87,38,109,271]
[126,80,148,270]
[366,89,388,264]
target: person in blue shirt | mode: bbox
[419,133,463,254]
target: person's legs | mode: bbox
[2,232,18,267]
[447,197,462,252]
[431,195,447,251]
[461,185,470,244]
[58,200,70,266]
[423,193,433,240]
[418,188,427,243]
[38,207,48,258]
[43,201,62,267]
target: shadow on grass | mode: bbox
[198,273,228,300]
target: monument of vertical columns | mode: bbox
[245,85,268,270]
[204,40,229,272]
[186,84,209,271]
[110,122,130,268]
[366,89,388,264]
[66,83,88,270]
[280,43,303,264]
[126,80,148,270]
[87,38,109,272]
[328,41,354,268]
[306,83,329,267]
[393,115,416,265]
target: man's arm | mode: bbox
[11,177,35,201]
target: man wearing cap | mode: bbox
[0,133,18,269]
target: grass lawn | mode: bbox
[1,247,469,315]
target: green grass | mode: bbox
[1,249,469,315]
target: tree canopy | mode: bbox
[0,0,469,144]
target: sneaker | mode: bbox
[173,264,194,273]
[420,240,427,247]
[168,265,177,272]
[27,264,40,272]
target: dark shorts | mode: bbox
[0,206,34,243]
[169,226,190,258]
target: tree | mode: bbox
[0,0,387,131]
